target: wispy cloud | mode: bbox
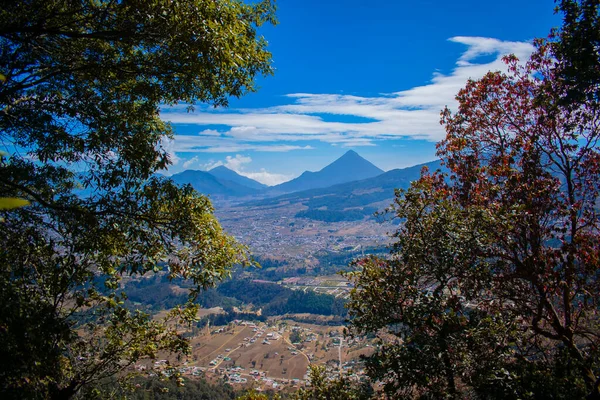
[160,36,535,152]
[237,169,292,186]
[182,156,199,169]
[171,135,314,153]
[202,154,252,171]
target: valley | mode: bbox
[141,316,374,393]
[133,151,426,392]
[214,199,395,269]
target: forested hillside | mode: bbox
[122,276,348,321]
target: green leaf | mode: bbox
[0,197,30,210]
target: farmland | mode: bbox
[140,317,374,393]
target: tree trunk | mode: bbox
[50,381,79,400]
[439,327,458,398]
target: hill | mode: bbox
[169,169,261,197]
[269,150,384,194]
[208,165,267,190]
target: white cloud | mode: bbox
[241,169,292,186]
[199,144,314,153]
[198,129,222,136]
[159,137,180,165]
[223,154,252,171]
[160,36,535,151]
[200,159,223,170]
[183,156,200,169]
[169,134,314,154]
[450,36,534,66]
[340,139,376,147]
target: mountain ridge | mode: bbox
[268,150,384,194]
[208,166,267,190]
[169,169,262,198]
[167,152,440,203]
[248,159,445,221]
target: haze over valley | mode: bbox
[120,151,421,391]
[168,150,440,267]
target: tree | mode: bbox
[292,365,372,400]
[0,1,275,398]
[345,24,600,400]
[0,151,29,216]
[345,180,520,399]
[549,0,600,106]
[236,389,274,400]
[438,46,600,398]
[289,329,303,344]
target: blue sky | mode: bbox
[160,0,561,185]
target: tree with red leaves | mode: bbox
[346,16,600,400]
[438,44,600,397]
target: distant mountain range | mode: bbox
[167,151,442,213]
[248,159,445,222]
[168,150,387,198]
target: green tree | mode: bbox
[0,152,29,215]
[292,365,372,400]
[0,0,275,398]
[236,389,274,400]
[289,329,303,344]
[549,0,600,106]
[345,179,518,399]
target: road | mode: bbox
[338,337,343,375]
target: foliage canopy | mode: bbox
[344,1,600,398]
[0,0,275,398]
